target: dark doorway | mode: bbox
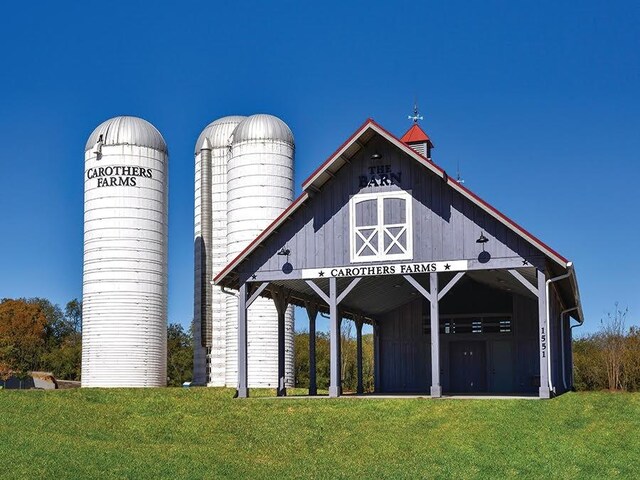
[449,341,487,393]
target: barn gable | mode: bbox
[215,120,571,294]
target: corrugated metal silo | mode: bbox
[82,116,169,387]
[193,116,245,386]
[226,114,295,388]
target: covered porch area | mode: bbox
[233,258,572,400]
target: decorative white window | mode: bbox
[349,191,413,262]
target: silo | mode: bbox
[193,116,245,386]
[226,114,295,388]
[82,116,168,387]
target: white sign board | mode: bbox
[301,260,468,279]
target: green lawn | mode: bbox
[1,389,638,479]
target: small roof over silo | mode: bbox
[232,114,294,146]
[85,116,167,153]
[194,115,246,154]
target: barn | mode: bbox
[214,118,583,399]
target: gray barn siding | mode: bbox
[513,295,540,393]
[378,288,539,395]
[242,135,539,278]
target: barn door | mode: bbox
[449,341,487,393]
[490,340,514,393]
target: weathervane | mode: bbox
[408,102,424,123]
[456,161,465,184]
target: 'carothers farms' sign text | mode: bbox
[301,260,468,279]
[87,166,152,187]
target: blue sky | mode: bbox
[0,1,638,335]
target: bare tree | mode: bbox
[599,302,628,391]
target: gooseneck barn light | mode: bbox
[476,231,489,252]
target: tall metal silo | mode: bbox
[193,116,245,386]
[82,116,169,387]
[226,114,295,388]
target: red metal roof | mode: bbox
[400,124,433,146]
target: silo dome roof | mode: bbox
[195,115,246,153]
[232,114,294,146]
[85,116,167,153]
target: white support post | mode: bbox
[538,269,551,399]
[272,286,289,397]
[403,275,432,302]
[237,283,248,398]
[437,272,465,301]
[329,277,340,398]
[430,272,442,398]
[507,269,538,297]
[247,282,269,307]
[305,280,329,304]
[337,277,362,305]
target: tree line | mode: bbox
[0,298,82,381]
[2,297,637,392]
[0,297,194,386]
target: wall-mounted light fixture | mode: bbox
[371,152,382,160]
[278,246,293,274]
[476,231,489,252]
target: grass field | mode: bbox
[1,388,638,479]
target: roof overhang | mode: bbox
[567,262,584,323]
[214,192,310,286]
